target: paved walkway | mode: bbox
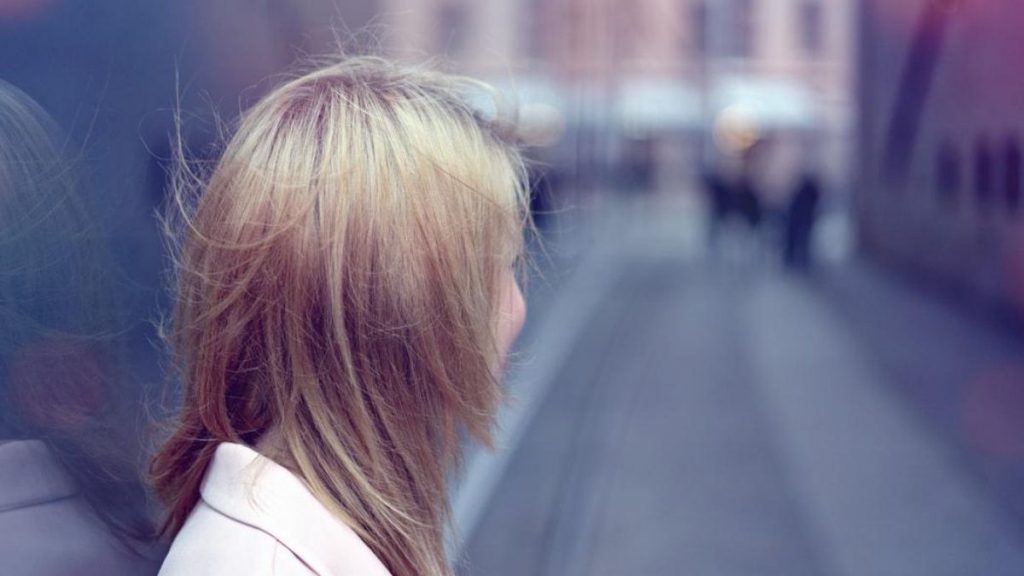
[455,199,1024,576]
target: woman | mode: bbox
[151,57,529,576]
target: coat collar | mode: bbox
[0,440,78,513]
[200,442,392,576]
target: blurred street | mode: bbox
[457,195,1024,576]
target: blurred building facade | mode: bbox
[379,0,854,202]
[857,0,1024,316]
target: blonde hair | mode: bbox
[150,57,528,575]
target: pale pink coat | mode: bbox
[158,443,392,576]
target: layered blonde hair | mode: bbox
[150,57,528,576]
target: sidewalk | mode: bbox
[455,201,1024,575]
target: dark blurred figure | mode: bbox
[784,174,821,269]
[733,174,763,231]
[702,169,763,237]
[701,169,733,244]
[702,167,764,264]
[0,81,161,575]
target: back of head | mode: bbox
[151,57,528,576]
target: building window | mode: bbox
[975,137,994,209]
[732,0,755,58]
[935,141,960,207]
[800,1,824,55]
[691,1,708,57]
[1005,138,1021,214]
[437,3,469,57]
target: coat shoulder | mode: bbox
[158,501,313,576]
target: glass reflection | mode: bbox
[0,80,160,575]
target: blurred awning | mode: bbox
[472,75,817,137]
[614,79,703,132]
[710,77,818,129]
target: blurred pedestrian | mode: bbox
[784,174,821,269]
[701,169,731,245]
[734,174,763,231]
